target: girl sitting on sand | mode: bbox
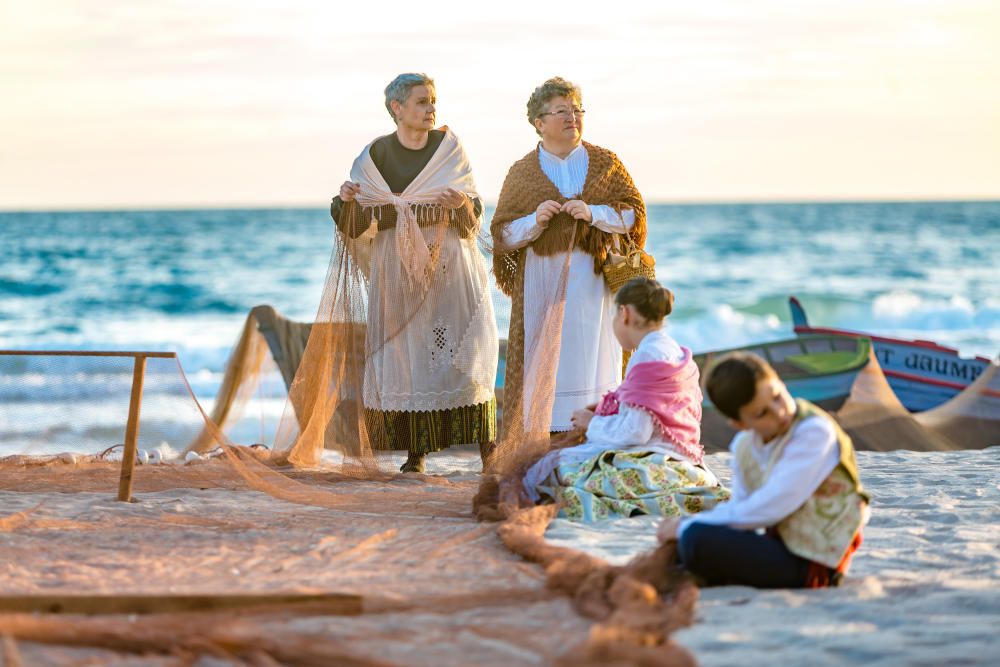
[521,278,729,521]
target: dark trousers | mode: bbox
[678,522,813,589]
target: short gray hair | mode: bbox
[384,73,435,122]
[526,76,582,135]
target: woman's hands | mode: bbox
[339,181,361,202]
[536,200,562,226]
[536,199,593,227]
[561,199,592,223]
[437,188,468,210]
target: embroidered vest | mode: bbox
[736,399,870,569]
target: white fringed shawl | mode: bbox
[350,127,481,289]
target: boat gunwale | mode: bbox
[792,325,992,364]
[694,335,871,379]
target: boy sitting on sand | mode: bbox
[657,352,870,588]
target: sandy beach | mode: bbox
[4,1,999,664]
[0,453,588,666]
[0,446,996,665]
[551,448,1000,666]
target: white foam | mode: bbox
[872,290,977,328]
[670,304,787,352]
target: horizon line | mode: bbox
[3,195,1000,214]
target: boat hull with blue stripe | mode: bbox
[789,296,991,412]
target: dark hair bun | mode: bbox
[652,285,674,319]
[615,277,674,322]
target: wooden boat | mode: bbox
[694,334,872,450]
[247,304,870,446]
[789,296,991,412]
[694,334,871,411]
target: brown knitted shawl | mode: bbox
[490,141,646,296]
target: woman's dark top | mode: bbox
[330,130,482,238]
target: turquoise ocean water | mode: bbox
[1,202,997,453]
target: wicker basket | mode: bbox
[602,238,656,293]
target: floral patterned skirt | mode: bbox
[535,449,731,522]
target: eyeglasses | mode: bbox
[539,107,586,120]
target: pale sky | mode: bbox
[2,0,998,209]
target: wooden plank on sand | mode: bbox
[0,593,364,615]
[0,350,176,358]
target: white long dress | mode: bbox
[501,143,636,431]
[363,224,498,412]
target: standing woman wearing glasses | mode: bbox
[492,76,646,437]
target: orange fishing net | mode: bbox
[0,173,705,664]
[3,150,996,662]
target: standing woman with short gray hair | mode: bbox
[328,73,498,473]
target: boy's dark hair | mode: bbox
[705,352,778,420]
[615,277,674,322]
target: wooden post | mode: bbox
[117,354,147,502]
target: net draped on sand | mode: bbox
[1,202,997,664]
[0,206,710,665]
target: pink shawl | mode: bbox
[595,348,704,464]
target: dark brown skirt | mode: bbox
[364,399,496,454]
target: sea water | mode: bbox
[1,202,997,454]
